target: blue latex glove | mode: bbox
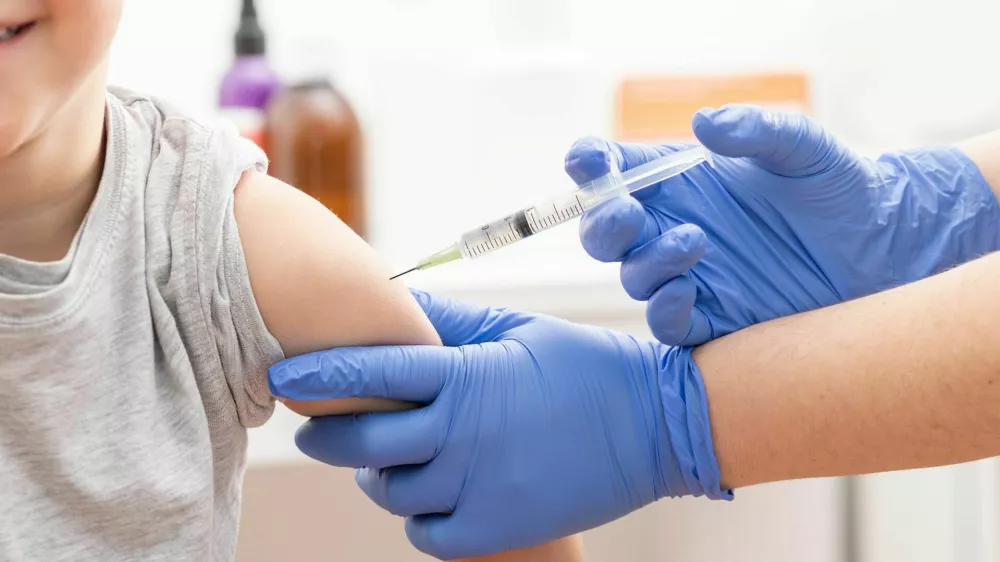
[269,289,729,561]
[566,105,1000,345]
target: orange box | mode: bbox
[615,73,811,142]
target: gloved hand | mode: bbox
[268,289,729,561]
[566,105,1000,345]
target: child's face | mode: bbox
[0,0,123,159]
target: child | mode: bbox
[0,1,581,560]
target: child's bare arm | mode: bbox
[233,170,582,562]
[235,169,435,416]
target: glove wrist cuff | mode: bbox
[655,346,733,502]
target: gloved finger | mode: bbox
[620,224,707,301]
[294,408,442,469]
[406,514,480,561]
[564,136,695,184]
[269,344,456,403]
[356,465,458,517]
[409,289,533,347]
[578,196,656,262]
[692,104,851,178]
[645,276,712,346]
[564,136,618,184]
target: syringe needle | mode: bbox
[389,267,418,281]
[388,244,463,280]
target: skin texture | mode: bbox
[0,1,580,560]
[697,249,1000,489]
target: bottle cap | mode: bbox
[235,0,266,56]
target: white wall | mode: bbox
[109,1,1000,560]
[109,0,1000,265]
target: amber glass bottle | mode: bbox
[264,79,365,237]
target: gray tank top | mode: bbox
[0,89,284,560]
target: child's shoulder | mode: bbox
[108,86,266,178]
[103,86,281,428]
[107,86,269,251]
[110,86,223,134]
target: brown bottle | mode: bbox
[264,79,365,238]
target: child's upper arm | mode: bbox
[232,170,441,417]
[229,170,584,562]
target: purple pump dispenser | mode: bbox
[219,0,280,146]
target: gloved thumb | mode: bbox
[692,104,853,178]
[268,343,458,404]
[410,289,532,347]
[564,136,695,184]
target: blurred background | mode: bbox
[110,0,1000,560]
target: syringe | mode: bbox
[390,145,712,280]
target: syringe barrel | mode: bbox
[454,146,707,262]
[457,209,534,259]
[456,168,628,260]
[576,171,629,210]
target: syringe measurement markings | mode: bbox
[524,209,540,233]
[506,221,520,244]
[521,200,586,236]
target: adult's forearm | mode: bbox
[961,130,1000,200]
[696,251,1000,489]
